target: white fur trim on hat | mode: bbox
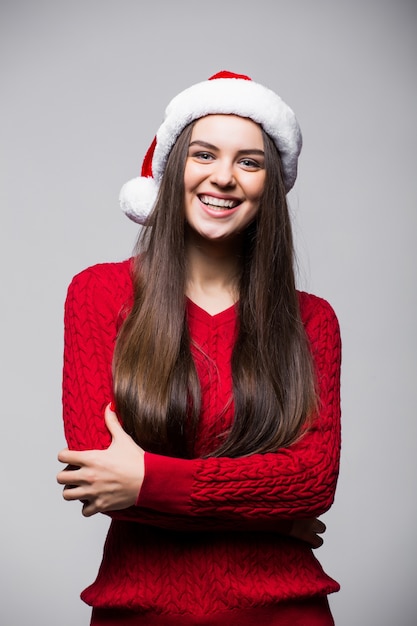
[154,78,301,190]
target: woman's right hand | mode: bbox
[289,518,326,548]
[57,404,145,517]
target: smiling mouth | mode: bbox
[199,194,241,210]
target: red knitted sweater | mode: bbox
[62,259,341,622]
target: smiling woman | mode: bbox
[57,71,341,625]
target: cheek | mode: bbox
[247,177,266,202]
[183,167,191,192]
[184,161,204,190]
[183,161,193,190]
[241,168,266,197]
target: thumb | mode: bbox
[104,403,123,439]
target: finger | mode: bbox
[62,485,86,501]
[314,520,326,534]
[58,448,86,466]
[312,534,324,549]
[57,448,70,463]
[82,500,98,517]
[104,403,123,438]
[56,467,81,485]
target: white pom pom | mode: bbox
[119,177,159,224]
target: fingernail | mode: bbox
[110,401,116,412]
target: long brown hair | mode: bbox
[113,122,317,458]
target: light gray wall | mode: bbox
[1,1,416,624]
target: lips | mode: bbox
[198,194,241,210]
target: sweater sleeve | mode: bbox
[137,296,341,522]
[62,264,124,452]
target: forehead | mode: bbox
[190,114,264,148]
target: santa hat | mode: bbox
[120,71,302,224]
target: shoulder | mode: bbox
[68,258,133,291]
[298,291,338,325]
[65,258,134,316]
[297,291,341,350]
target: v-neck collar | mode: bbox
[186,297,238,326]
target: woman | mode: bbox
[57,71,341,625]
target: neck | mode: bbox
[185,229,243,314]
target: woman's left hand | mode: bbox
[57,404,145,517]
[289,517,326,548]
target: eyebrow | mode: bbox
[188,140,265,156]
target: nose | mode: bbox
[210,158,235,188]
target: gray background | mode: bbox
[1,0,416,624]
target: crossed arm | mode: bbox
[57,405,327,547]
[57,266,340,549]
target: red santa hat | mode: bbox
[120,71,302,224]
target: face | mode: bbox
[183,114,266,242]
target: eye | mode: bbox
[191,151,215,162]
[239,157,263,170]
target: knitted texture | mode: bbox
[62,259,341,619]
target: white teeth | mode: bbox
[199,194,238,209]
